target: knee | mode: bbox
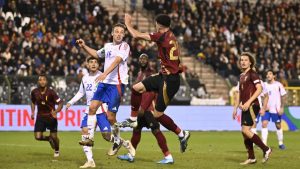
[262,122,268,128]
[35,136,42,141]
[107,116,116,124]
[153,111,163,118]
[275,123,281,129]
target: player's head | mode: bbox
[239,52,256,71]
[266,69,276,82]
[112,23,126,44]
[155,14,171,32]
[86,57,100,73]
[38,74,48,88]
[139,53,149,69]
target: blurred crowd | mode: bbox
[1,0,299,84]
[144,0,300,81]
[0,0,157,82]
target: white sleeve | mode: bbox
[116,43,130,61]
[67,80,85,105]
[279,83,287,96]
[262,82,268,95]
[96,47,105,58]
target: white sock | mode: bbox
[178,130,184,138]
[82,135,93,162]
[130,116,137,121]
[87,115,96,140]
[276,128,284,145]
[165,154,173,160]
[261,128,268,145]
[251,128,257,134]
[112,125,120,138]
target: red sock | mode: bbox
[250,134,269,152]
[131,129,141,149]
[157,114,181,135]
[244,139,255,159]
[130,88,142,118]
[154,131,170,156]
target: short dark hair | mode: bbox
[155,14,171,27]
[266,69,275,75]
[112,23,126,31]
[38,73,47,80]
[87,56,100,64]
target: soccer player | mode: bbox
[30,74,63,157]
[76,23,130,156]
[117,54,174,164]
[261,70,287,149]
[65,57,112,168]
[120,13,190,153]
[232,52,272,165]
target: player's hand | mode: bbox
[31,113,35,120]
[241,101,251,111]
[259,108,265,116]
[76,39,85,48]
[278,107,284,115]
[95,73,107,83]
[51,110,58,119]
[232,109,237,120]
[124,13,132,25]
[65,103,71,111]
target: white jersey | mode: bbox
[258,80,268,108]
[264,81,287,114]
[67,71,107,114]
[96,41,130,85]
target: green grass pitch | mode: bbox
[0,131,299,169]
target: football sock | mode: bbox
[130,89,142,121]
[87,115,96,140]
[244,139,255,159]
[250,134,269,152]
[82,135,93,162]
[251,128,257,134]
[131,130,141,149]
[157,114,182,135]
[165,154,173,160]
[261,127,268,145]
[276,128,284,145]
[154,130,170,157]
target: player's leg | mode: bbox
[34,117,49,141]
[129,82,147,121]
[240,132,256,165]
[49,118,59,157]
[251,114,260,134]
[79,113,96,168]
[241,105,271,163]
[143,111,173,164]
[274,114,285,149]
[261,112,271,145]
[154,74,190,153]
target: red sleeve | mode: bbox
[31,90,36,103]
[251,71,261,85]
[149,32,162,42]
[51,90,62,104]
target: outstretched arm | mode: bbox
[76,39,98,58]
[95,56,123,83]
[125,13,151,40]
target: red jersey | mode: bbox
[239,69,261,106]
[149,30,182,75]
[31,87,62,117]
[135,67,156,83]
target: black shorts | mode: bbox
[136,112,160,130]
[142,73,180,112]
[34,116,58,132]
[241,104,260,126]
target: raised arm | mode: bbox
[125,13,151,40]
[76,39,98,58]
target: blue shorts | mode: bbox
[92,83,125,113]
[81,113,111,132]
[261,111,281,123]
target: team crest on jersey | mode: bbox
[123,43,128,50]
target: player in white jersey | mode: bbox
[76,23,131,156]
[66,57,134,168]
[261,70,287,149]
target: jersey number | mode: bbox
[86,84,92,91]
[169,40,179,60]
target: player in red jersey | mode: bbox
[30,74,63,157]
[118,54,174,164]
[232,52,272,165]
[118,13,190,155]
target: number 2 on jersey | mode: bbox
[86,84,92,91]
[169,40,179,60]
